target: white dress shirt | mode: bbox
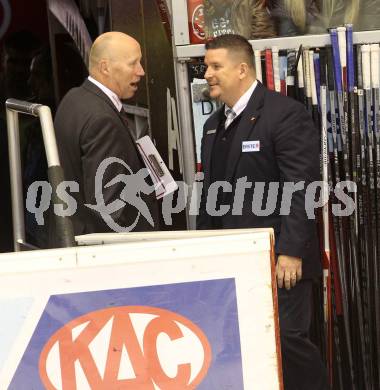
[224,80,258,126]
[88,76,123,112]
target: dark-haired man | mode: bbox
[197,34,328,390]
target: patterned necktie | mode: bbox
[224,108,236,129]
[120,107,129,126]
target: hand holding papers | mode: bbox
[136,136,178,199]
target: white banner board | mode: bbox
[0,229,282,389]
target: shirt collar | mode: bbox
[224,80,258,118]
[88,76,123,112]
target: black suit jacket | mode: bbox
[197,82,321,279]
[54,79,159,236]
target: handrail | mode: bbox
[6,99,75,251]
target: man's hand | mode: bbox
[276,255,302,290]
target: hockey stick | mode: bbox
[346,25,369,387]
[319,48,333,384]
[272,46,281,93]
[370,42,380,388]
[330,27,356,388]
[286,50,296,98]
[356,44,375,388]
[309,50,321,129]
[254,49,263,83]
[303,48,313,113]
[295,45,305,104]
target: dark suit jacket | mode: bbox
[197,82,321,279]
[54,79,159,236]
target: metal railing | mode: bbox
[6,98,75,251]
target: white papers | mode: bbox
[136,136,178,199]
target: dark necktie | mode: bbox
[120,107,131,127]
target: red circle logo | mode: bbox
[39,306,212,389]
[192,4,205,40]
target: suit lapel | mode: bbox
[82,79,135,134]
[83,79,131,132]
[82,79,120,114]
[224,82,265,183]
[203,108,224,188]
[82,79,143,160]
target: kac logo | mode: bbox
[39,306,212,389]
